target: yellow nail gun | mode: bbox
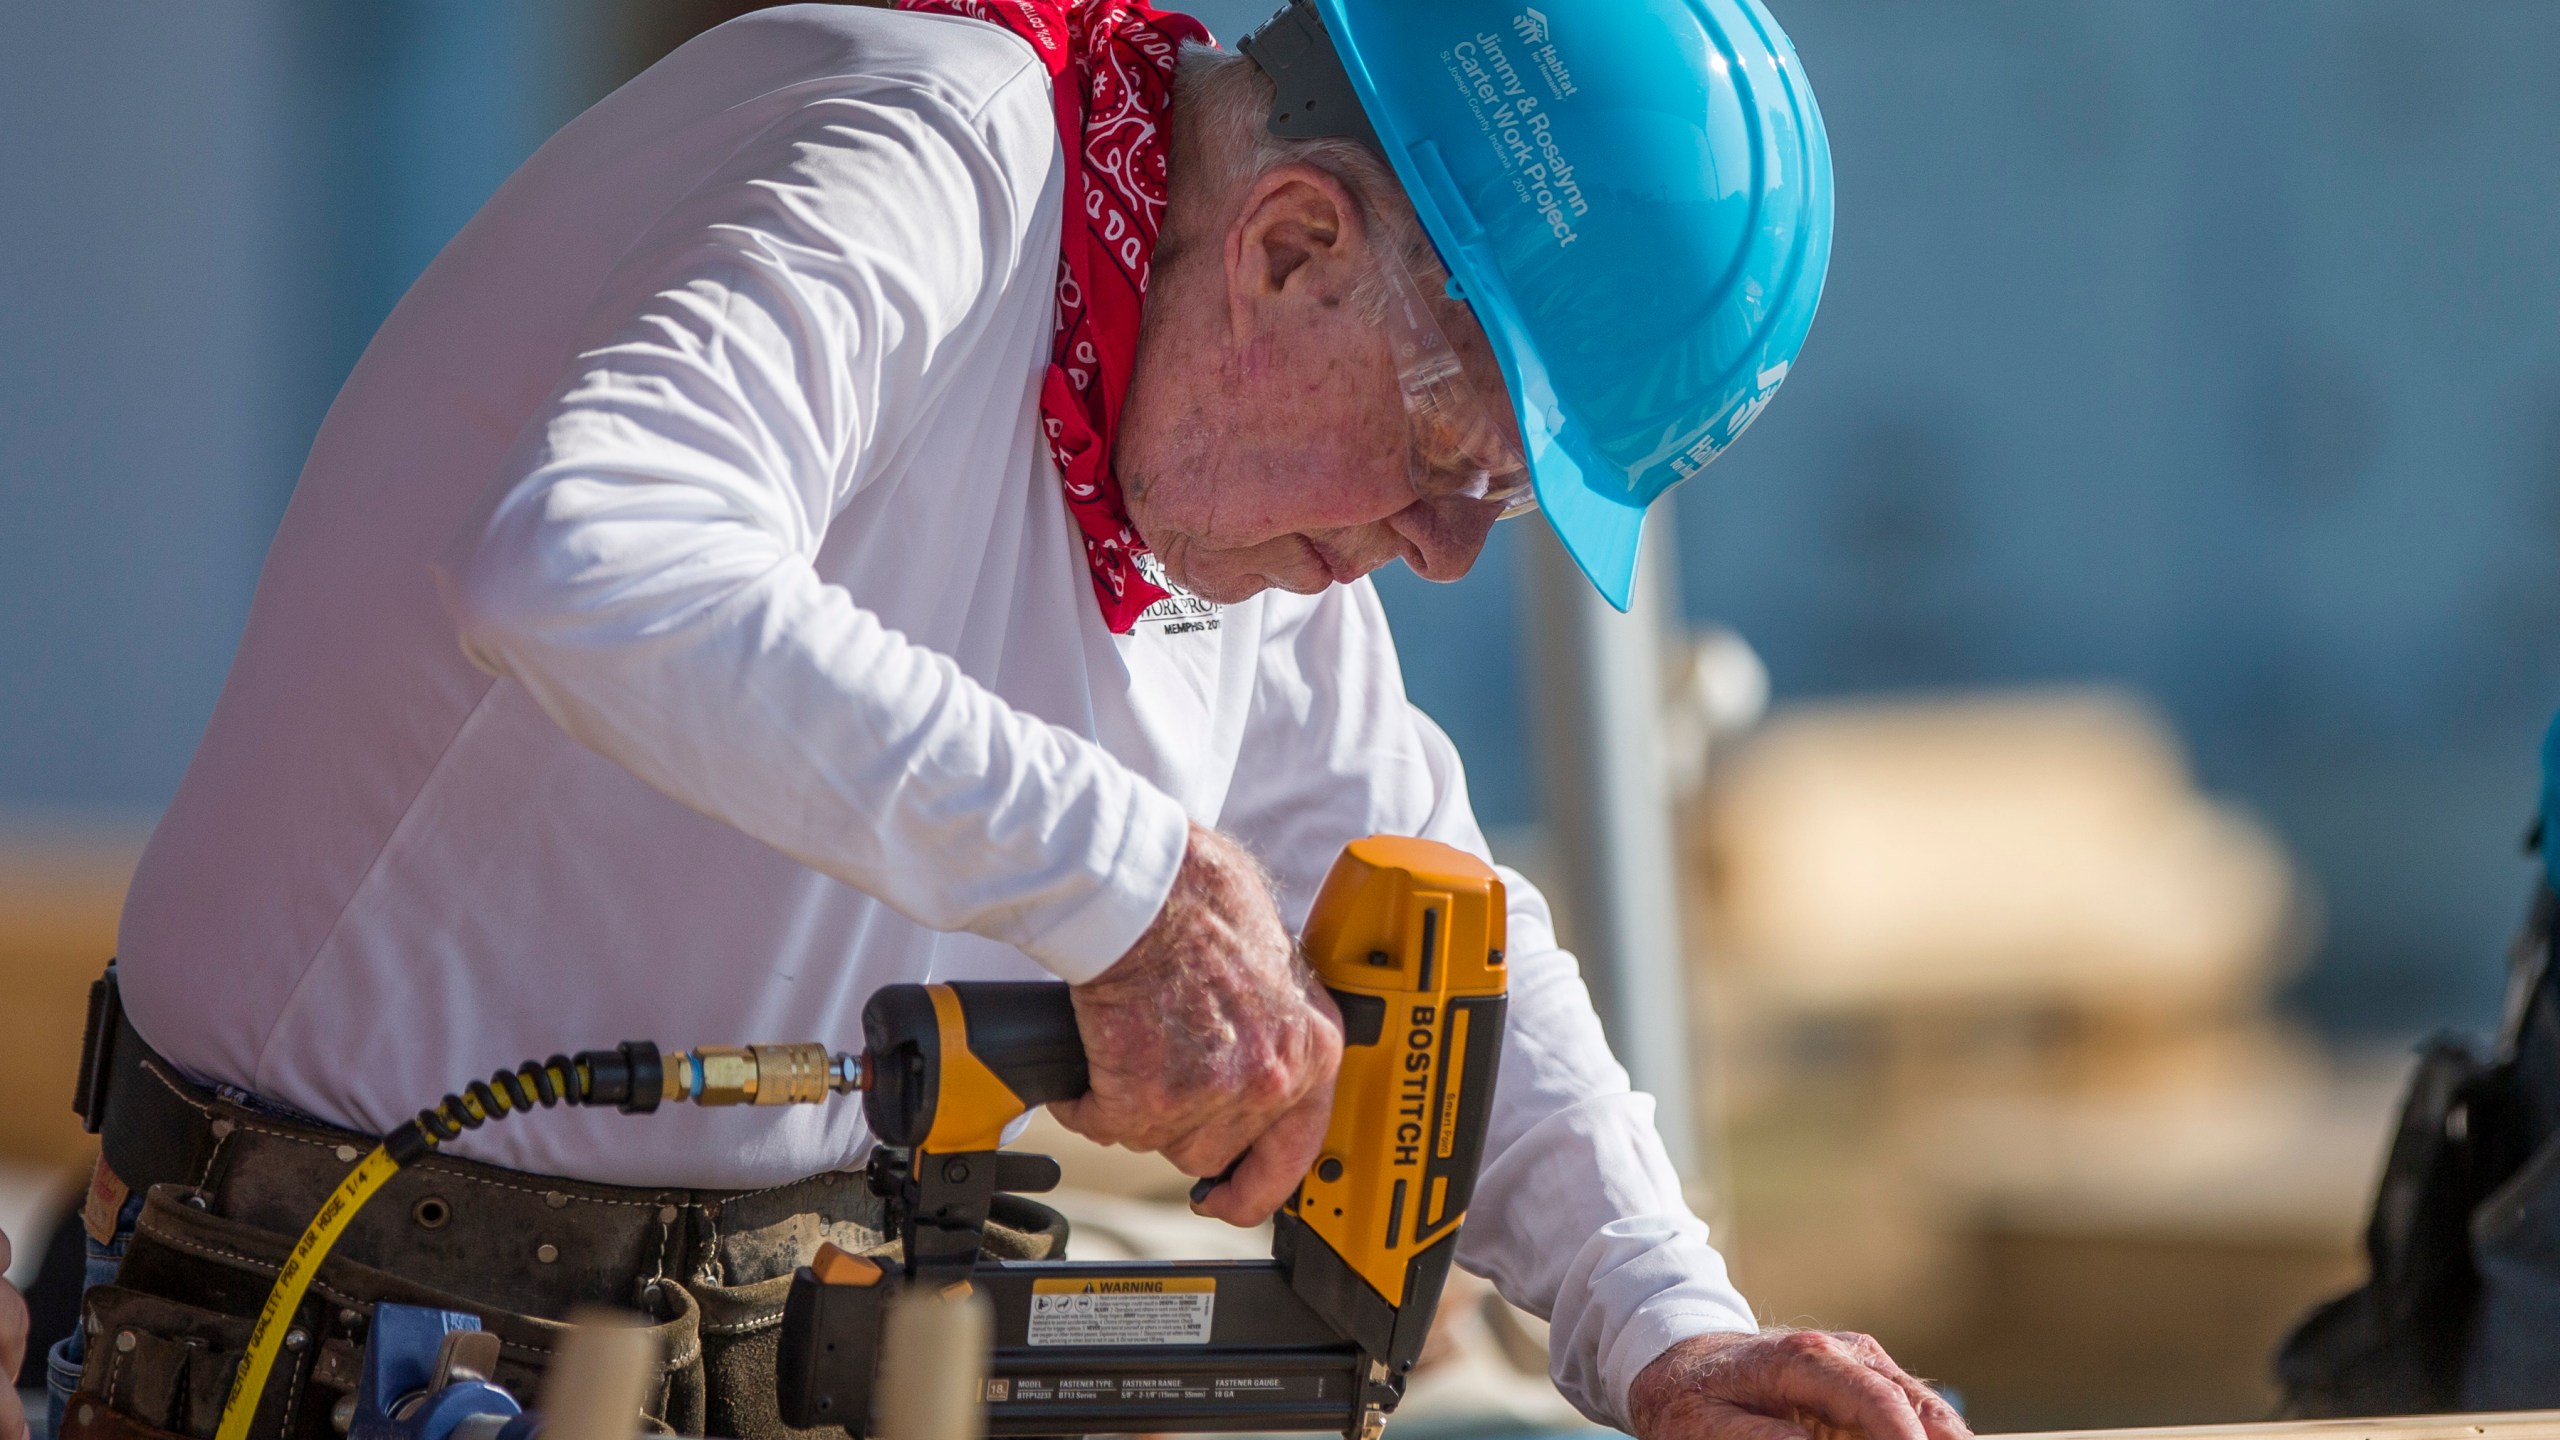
[775,835,1510,1440]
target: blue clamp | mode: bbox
[350,1304,537,1440]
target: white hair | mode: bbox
[1170,43,1440,318]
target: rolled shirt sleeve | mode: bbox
[1219,582,1756,1429]
[432,75,1188,981]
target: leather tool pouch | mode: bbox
[74,1188,704,1440]
[77,1188,1064,1440]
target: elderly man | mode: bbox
[64,3,1960,1440]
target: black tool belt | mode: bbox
[69,966,1065,1440]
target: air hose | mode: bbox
[214,1042,866,1440]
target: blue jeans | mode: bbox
[43,1192,145,1440]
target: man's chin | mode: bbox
[1159,552,1306,605]
[1184,571,1349,604]
[1154,538,1361,605]
[1160,560,1271,606]
[1207,573,1300,603]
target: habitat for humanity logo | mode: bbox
[1512,8,1577,98]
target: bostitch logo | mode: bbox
[1513,8,1578,99]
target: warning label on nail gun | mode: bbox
[1026,1277,1216,1346]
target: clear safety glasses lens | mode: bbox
[1371,242,1535,521]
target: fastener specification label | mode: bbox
[1026,1277,1215,1346]
[985,1373,1335,1406]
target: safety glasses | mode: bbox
[1370,239,1536,521]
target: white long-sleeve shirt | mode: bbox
[114,5,1753,1422]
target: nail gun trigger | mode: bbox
[1187,1153,1245,1207]
[865,1146,908,1199]
[991,1151,1060,1195]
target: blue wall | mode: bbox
[0,5,293,812]
[0,1,609,813]
[1385,1,2560,1035]
[5,1,2555,1035]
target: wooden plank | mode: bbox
[1993,1412,2560,1440]
[0,828,139,1172]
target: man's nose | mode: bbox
[1391,499,1499,582]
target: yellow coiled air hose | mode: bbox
[214,1042,863,1440]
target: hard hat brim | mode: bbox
[1523,429,1645,612]
[1458,261,1645,612]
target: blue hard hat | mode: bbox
[1241,0,1833,609]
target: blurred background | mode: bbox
[5,0,2558,1431]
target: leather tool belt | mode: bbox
[67,966,1067,1440]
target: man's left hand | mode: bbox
[1629,1330,1970,1440]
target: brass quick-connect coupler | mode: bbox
[661,1045,867,1106]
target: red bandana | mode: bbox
[899,0,1210,632]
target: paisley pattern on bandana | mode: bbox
[899,0,1210,632]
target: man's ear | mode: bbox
[1225,162,1367,336]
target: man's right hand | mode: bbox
[1049,823,1344,1227]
